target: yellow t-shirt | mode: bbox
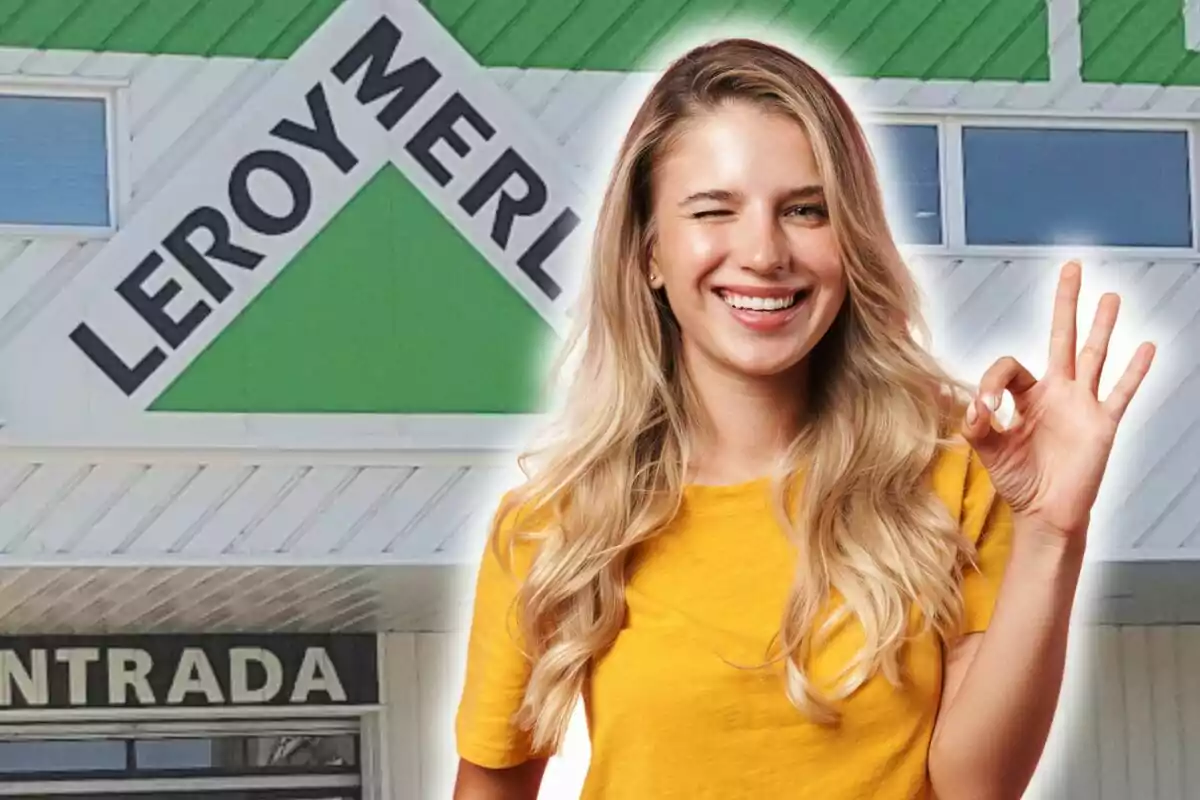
[456,444,1013,799]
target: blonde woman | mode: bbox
[453,38,1154,800]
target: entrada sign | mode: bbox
[70,13,581,397]
[0,635,377,709]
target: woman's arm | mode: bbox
[928,516,1084,800]
[455,495,552,798]
[453,757,548,799]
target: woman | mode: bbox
[453,38,1154,800]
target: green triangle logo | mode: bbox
[150,166,554,414]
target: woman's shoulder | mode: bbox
[483,487,558,574]
[928,440,999,540]
[929,439,974,488]
[491,487,556,537]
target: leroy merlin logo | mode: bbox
[0,0,588,419]
[70,13,580,397]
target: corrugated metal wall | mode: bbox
[0,49,279,349]
[0,459,505,559]
[1024,625,1200,799]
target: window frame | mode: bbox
[0,77,127,239]
[0,772,362,797]
[0,708,385,800]
[862,116,949,247]
[866,111,1200,261]
[957,116,1197,253]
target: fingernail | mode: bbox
[966,401,978,425]
[982,393,1000,411]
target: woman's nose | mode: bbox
[735,209,789,274]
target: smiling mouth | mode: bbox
[716,288,810,312]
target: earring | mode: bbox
[649,272,662,288]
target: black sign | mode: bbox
[0,634,377,709]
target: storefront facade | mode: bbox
[0,634,375,798]
[0,1,1199,797]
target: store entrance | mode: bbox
[0,719,363,799]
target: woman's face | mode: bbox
[649,101,847,380]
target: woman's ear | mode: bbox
[647,243,664,289]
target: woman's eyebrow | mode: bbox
[784,184,825,201]
[678,185,826,207]
[678,189,741,206]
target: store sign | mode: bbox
[69,14,580,398]
[0,0,585,424]
[0,635,377,709]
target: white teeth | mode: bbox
[720,291,800,311]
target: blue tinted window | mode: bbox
[0,94,110,227]
[136,738,213,768]
[0,740,124,772]
[867,124,942,245]
[963,127,1192,247]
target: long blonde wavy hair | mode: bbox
[492,38,978,752]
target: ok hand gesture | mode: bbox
[961,260,1156,540]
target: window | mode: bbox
[962,126,1193,248]
[134,733,358,770]
[0,725,361,798]
[0,739,124,772]
[866,123,942,245]
[0,92,111,229]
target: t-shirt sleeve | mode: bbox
[455,497,548,768]
[957,448,1014,634]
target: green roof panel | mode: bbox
[0,0,344,58]
[434,0,1049,80]
[0,0,1048,81]
[1082,0,1200,86]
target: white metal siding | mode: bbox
[0,49,279,351]
[1025,626,1200,799]
[0,459,511,560]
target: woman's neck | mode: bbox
[683,351,808,486]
